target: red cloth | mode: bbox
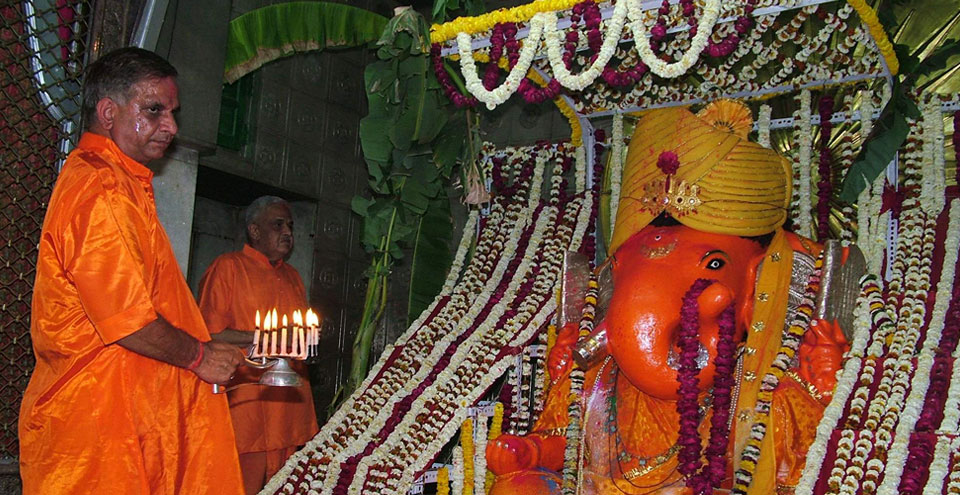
[19,132,243,494]
[197,244,319,455]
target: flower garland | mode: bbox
[287,150,540,494]
[758,104,772,148]
[474,414,489,493]
[345,148,594,493]
[543,5,626,91]
[676,279,737,494]
[839,93,857,245]
[460,419,475,495]
[608,113,624,230]
[795,275,885,495]
[796,89,814,238]
[561,274,598,495]
[733,251,823,494]
[879,198,960,494]
[923,436,960,495]
[920,97,946,215]
[845,0,899,75]
[429,0,582,44]
[817,94,835,241]
[457,16,543,110]
[452,446,465,495]
[437,466,450,495]
[625,0,722,79]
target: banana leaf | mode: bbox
[224,2,387,83]
[407,192,453,325]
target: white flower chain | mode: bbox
[758,104,772,148]
[625,0,722,79]
[456,16,544,110]
[797,89,814,238]
[920,97,946,216]
[609,113,624,230]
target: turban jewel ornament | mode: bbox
[609,99,792,255]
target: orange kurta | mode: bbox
[19,132,243,494]
[197,245,319,454]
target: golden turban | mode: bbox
[609,100,792,254]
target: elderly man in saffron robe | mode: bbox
[198,196,319,494]
[19,47,245,494]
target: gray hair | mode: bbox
[244,196,289,241]
[244,195,289,226]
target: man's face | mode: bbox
[107,76,179,164]
[250,203,294,263]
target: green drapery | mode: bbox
[224,2,387,83]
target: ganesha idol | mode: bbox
[486,101,861,495]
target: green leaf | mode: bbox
[351,195,374,216]
[365,60,397,96]
[401,179,430,214]
[389,74,449,148]
[839,104,910,202]
[914,38,960,78]
[407,193,453,324]
[359,115,394,162]
[433,113,467,177]
[376,6,430,58]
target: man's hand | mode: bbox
[191,341,244,384]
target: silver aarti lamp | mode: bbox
[213,309,320,394]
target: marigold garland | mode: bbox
[437,466,451,495]
[845,0,899,75]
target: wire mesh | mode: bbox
[0,1,89,461]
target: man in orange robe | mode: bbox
[198,196,319,494]
[19,47,245,494]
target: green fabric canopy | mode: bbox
[224,2,388,83]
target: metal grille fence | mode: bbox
[0,1,89,461]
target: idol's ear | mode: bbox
[737,252,765,331]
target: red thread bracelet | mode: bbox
[186,341,204,371]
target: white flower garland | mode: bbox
[337,146,592,494]
[797,89,814,238]
[625,0,722,79]
[877,199,960,494]
[609,113,624,230]
[452,445,464,495]
[473,413,488,492]
[758,104,772,148]
[454,0,726,108]
[923,436,960,495]
[574,144,586,193]
[456,16,543,110]
[543,4,626,91]
[920,97,946,215]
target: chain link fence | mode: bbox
[0,1,89,465]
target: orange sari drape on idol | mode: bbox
[19,133,243,494]
[197,246,318,475]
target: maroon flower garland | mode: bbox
[817,95,834,241]
[676,278,738,495]
[432,43,477,108]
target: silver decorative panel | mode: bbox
[313,200,352,255]
[282,137,321,196]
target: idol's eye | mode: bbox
[705,258,726,270]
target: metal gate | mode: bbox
[0,0,89,468]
